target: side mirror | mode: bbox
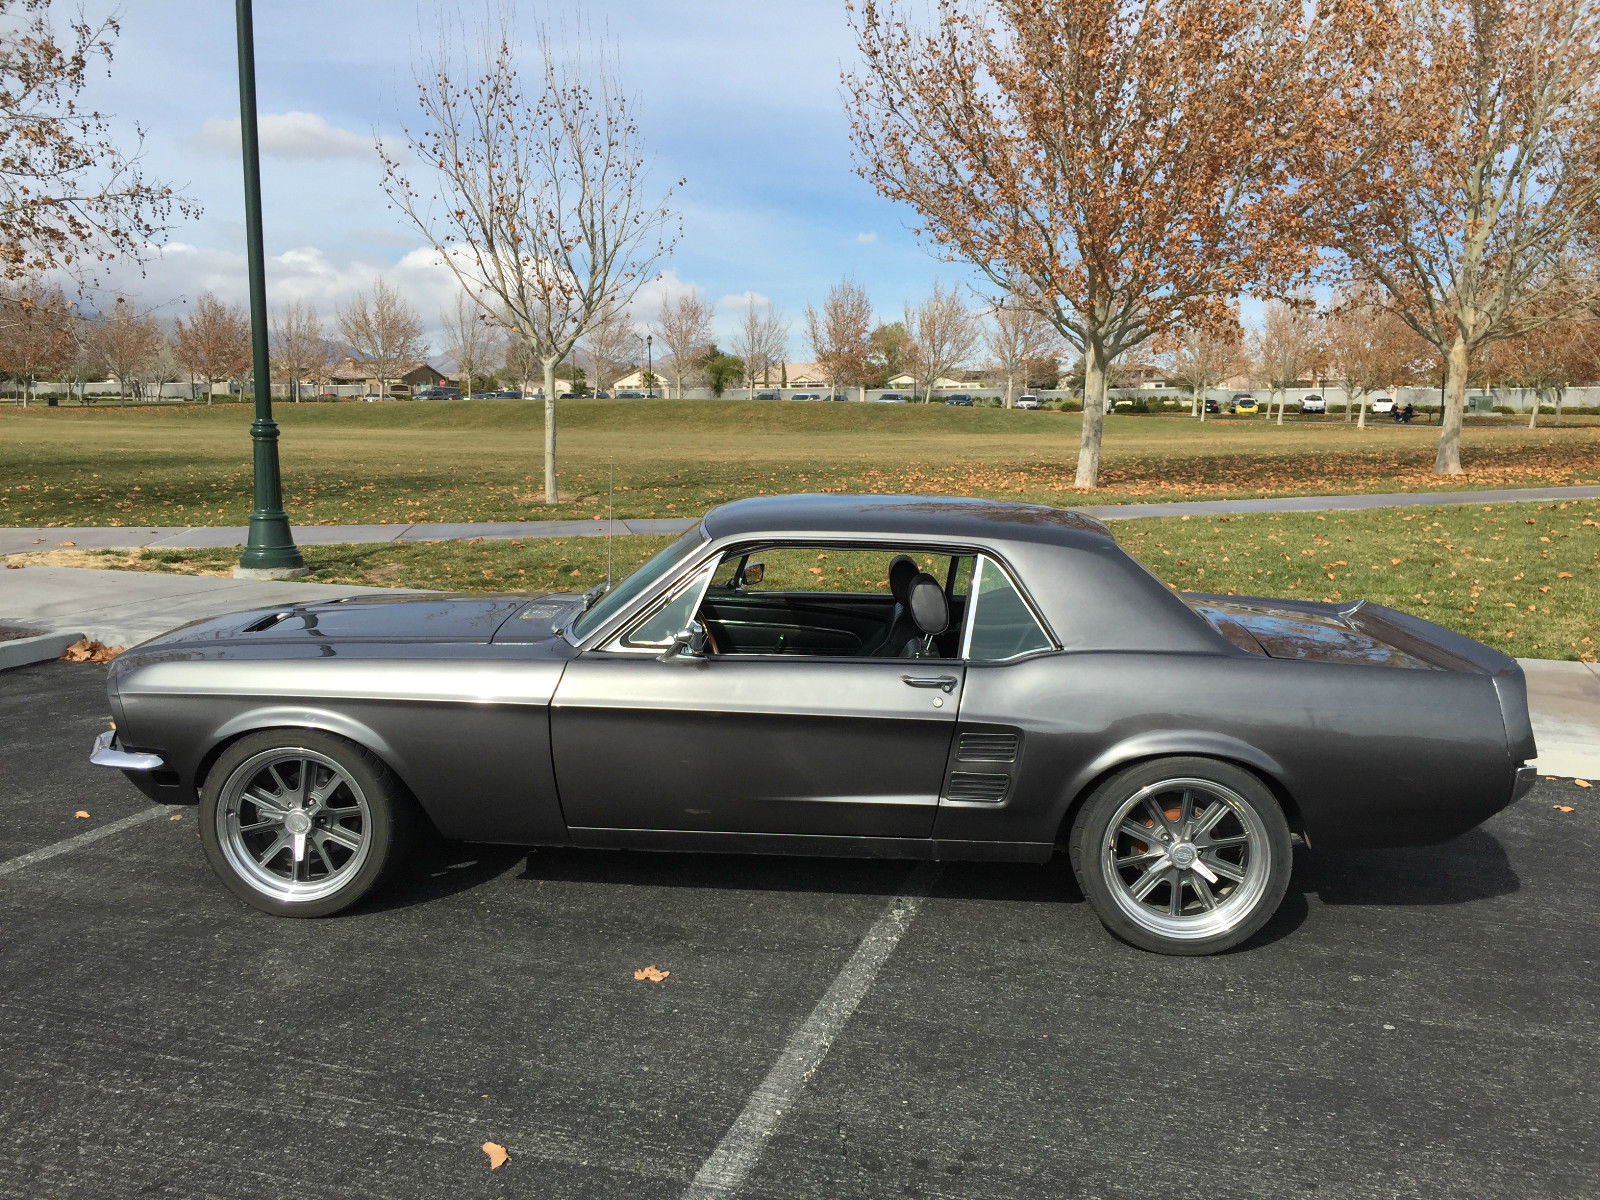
[659,619,709,662]
[739,561,764,587]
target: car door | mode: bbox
[548,545,966,839]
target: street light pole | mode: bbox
[233,0,306,578]
[646,334,653,397]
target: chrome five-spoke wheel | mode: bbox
[199,730,413,917]
[1069,757,1293,955]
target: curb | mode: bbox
[0,629,85,673]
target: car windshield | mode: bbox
[567,525,707,641]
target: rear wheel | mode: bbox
[1068,757,1292,955]
[199,730,413,917]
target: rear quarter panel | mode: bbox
[940,650,1515,849]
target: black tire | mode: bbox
[198,729,415,917]
[1068,757,1292,955]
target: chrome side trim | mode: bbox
[89,729,165,772]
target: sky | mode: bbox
[74,0,977,361]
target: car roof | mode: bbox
[701,493,1115,549]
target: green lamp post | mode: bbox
[232,0,307,578]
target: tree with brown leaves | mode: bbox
[0,0,196,283]
[729,296,790,395]
[804,278,874,400]
[903,280,981,403]
[1160,312,1248,422]
[1320,0,1600,471]
[1322,288,1429,428]
[379,14,680,503]
[987,293,1064,407]
[337,278,425,399]
[1253,301,1322,425]
[847,0,1379,485]
[652,290,714,398]
[87,296,161,404]
[174,291,250,405]
[0,278,74,405]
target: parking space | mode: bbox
[1,661,1596,1199]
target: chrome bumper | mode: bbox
[90,729,165,772]
[1511,763,1539,804]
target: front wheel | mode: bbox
[199,730,414,917]
[1068,758,1292,955]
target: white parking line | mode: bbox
[681,861,940,1199]
[0,807,166,879]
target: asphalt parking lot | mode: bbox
[2,660,1597,1200]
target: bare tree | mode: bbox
[87,295,161,404]
[652,290,714,398]
[270,299,330,403]
[0,278,74,405]
[903,280,982,403]
[1161,315,1247,421]
[174,290,250,405]
[0,0,197,284]
[848,0,1382,485]
[1252,300,1321,425]
[144,334,181,403]
[440,293,494,398]
[804,277,874,399]
[379,15,680,503]
[337,278,425,398]
[986,293,1063,407]
[729,296,791,394]
[1320,0,1600,472]
[580,300,635,395]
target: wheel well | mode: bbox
[1054,753,1305,844]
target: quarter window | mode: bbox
[963,556,1052,661]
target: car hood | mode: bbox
[128,592,587,652]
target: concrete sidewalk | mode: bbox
[4,483,1599,556]
[3,564,1594,779]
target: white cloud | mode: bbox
[196,111,385,161]
[715,290,773,310]
[856,231,879,245]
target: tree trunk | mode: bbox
[1434,336,1469,474]
[1554,386,1564,425]
[1528,388,1540,429]
[1005,375,1014,409]
[1276,388,1285,426]
[542,356,559,504]
[1075,342,1106,488]
[1357,395,1367,429]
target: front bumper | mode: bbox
[90,729,165,772]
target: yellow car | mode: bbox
[1230,394,1259,415]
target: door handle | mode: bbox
[902,674,958,693]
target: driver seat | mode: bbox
[872,555,924,657]
[900,573,950,658]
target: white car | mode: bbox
[1016,395,1041,410]
[1369,396,1395,415]
[1299,394,1326,414]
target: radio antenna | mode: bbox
[605,460,614,591]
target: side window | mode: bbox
[618,563,715,649]
[963,556,1052,661]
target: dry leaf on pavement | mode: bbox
[1553,805,1575,813]
[634,965,670,982]
[168,814,183,821]
[60,639,123,664]
[73,810,89,819]
[1575,779,1592,788]
[482,1142,509,1170]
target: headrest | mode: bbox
[907,573,949,637]
[888,554,919,605]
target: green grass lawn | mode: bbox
[32,498,1597,661]
[2,397,1597,527]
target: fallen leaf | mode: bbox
[1576,779,1592,788]
[4,563,20,570]
[169,814,183,821]
[59,540,76,547]
[482,1142,509,1170]
[634,965,670,982]
[73,810,89,819]
[1553,805,1575,813]
[60,639,123,664]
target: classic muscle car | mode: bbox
[91,494,1537,954]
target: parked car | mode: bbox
[945,393,975,406]
[1230,394,1259,415]
[414,386,462,401]
[465,391,497,400]
[1369,396,1395,415]
[753,391,779,401]
[791,392,822,402]
[1298,394,1326,414]
[875,392,908,403]
[1015,395,1041,410]
[92,493,1536,955]
[1203,397,1221,414]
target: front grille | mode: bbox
[946,772,1009,803]
[957,732,1019,762]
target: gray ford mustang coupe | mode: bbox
[91,494,1537,954]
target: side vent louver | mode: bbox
[946,772,1010,803]
[957,732,1019,762]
